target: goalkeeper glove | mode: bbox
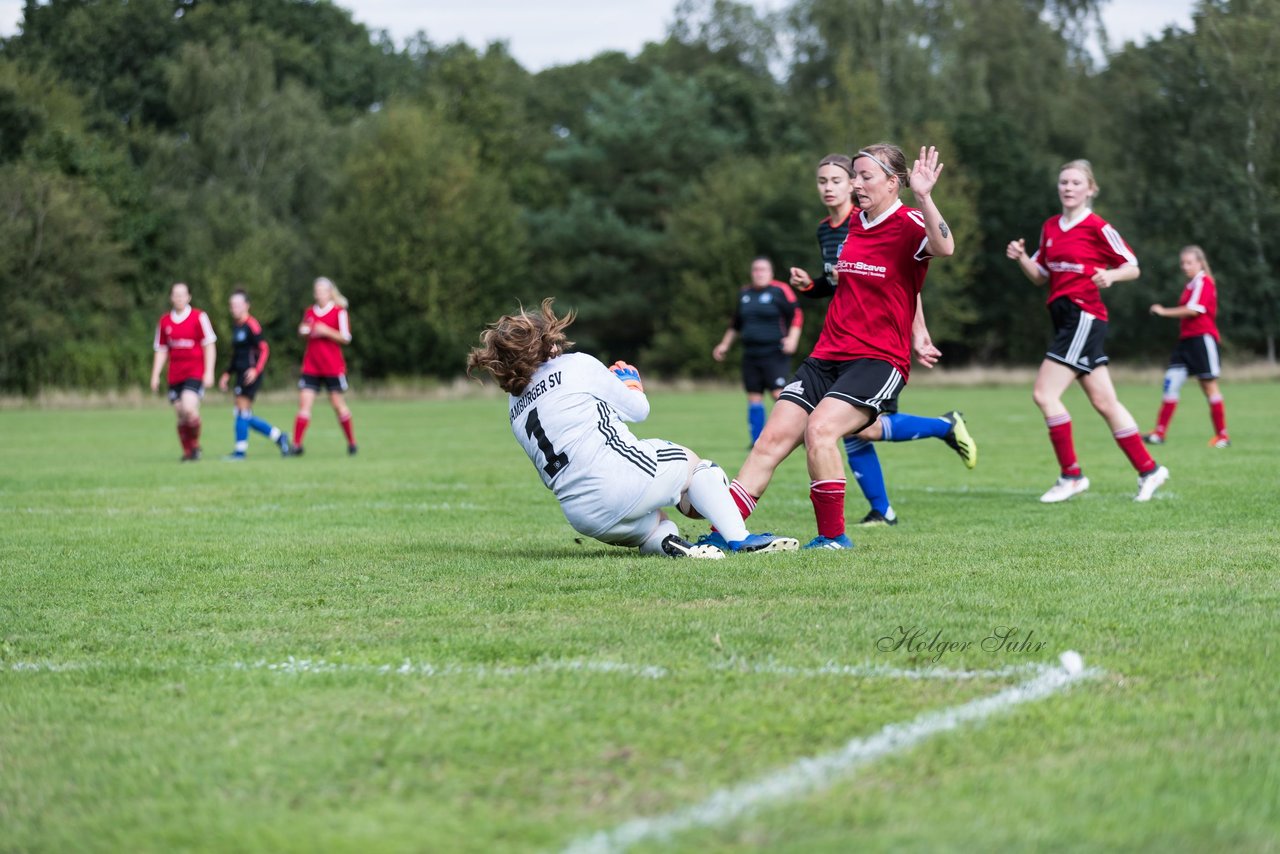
[610,361,643,392]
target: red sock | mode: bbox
[1154,400,1177,436]
[177,422,191,453]
[1113,426,1156,475]
[293,414,310,447]
[338,411,355,445]
[1046,413,1082,478]
[728,479,757,522]
[810,479,846,539]
[189,418,201,450]
[1208,395,1227,436]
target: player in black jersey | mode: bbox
[791,154,976,526]
[712,257,802,446]
[217,288,290,460]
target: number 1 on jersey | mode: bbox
[525,408,570,479]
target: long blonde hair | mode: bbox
[1059,159,1099,199]
[467,299,576,395]
[1180,245,1213,277]
[315,276,349,309]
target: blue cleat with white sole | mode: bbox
[802,534,854,550]
[694,531,729,550]
[727,533,800,553]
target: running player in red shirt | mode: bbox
[1145,245,1228,447]
[706,144,955,550]
[291,277,356,456]
[1006,159,1169,502]
[150,282,217,461]
[217,288,291,460]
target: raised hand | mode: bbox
[909,146,944,198]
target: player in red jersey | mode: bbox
[291,277,356,456]
[150,282,217,461]
[704,144,955,550]
[1145,245,1229,448]
[1006,159,1169,503]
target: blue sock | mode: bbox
[234,410,251,454]
[747,401,766,444]
[844,437,891,515]
[881,412,952,442]
[248,415,278,438]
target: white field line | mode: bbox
[563,662,1100,854]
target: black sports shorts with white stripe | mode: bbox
[778,357,904,415]
[1046,297,1109,375]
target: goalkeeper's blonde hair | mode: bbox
[467,298,576,395]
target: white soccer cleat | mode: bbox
[1134,465,1170,502]
[661,534,725,560]
[1040,476,1090,503]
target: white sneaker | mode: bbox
[1040,476,1090,503]
[1134,465,1170,502]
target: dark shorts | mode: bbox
[168,378,204,403]
[1169,334,1220,379]
[232,371,262,400]
[1046,298,1109,374]
[778,357,904,415]
[742,352,791,394]
[299,373,349,393]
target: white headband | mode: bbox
[855,150,896,179]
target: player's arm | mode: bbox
[1150,304,1200,319]
[1091,223,1140,289]
[776,286,800,355]
[912,295,942,369]
[150,323,167,393]
[199,311,217,386]
[1006,237,1048,285]
[1092,263,1139,290]
[712,329,736,362]
[591,358,650,422]
[245,322,268,383]
[909,146,954,258]
[311,310,353,344]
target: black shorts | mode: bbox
[299,373,349,393]
[167,378,204,402]
[232,371,262,400]
[1169,335,1220,379]
[778,357,904,415]
[742,352,791,394]
[1046,298,1109,374]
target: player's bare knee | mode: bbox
[804,415,841,448]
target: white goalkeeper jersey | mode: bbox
[509,352,659,535]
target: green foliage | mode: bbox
[1,0,1277,392]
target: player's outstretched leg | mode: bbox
[681,459,798,553]
[843,437,896,526]
[878,411,977,469]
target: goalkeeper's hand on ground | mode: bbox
[610,361,643,391]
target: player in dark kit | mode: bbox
[792,153,976,526]
[712,257,802,446]
[217,288,290,460]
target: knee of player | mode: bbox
[1031,385,1057,410]
[804,416,842,447]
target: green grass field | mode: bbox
[2,382,1277,852]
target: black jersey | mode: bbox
[227,315,269,375]
[805,208,855,299]
[732,284,798,356]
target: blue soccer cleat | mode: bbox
[802,534,855,550]
[727,533,800,553]
[276,434,292,457]
[694,531,729,550]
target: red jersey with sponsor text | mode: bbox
[1030,211,1137,322]
[1177,272,1219,340]
[301,303,350,376]
[811,200,930,380]
[154,307,216,384]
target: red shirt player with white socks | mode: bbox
[151,282,217,461]
[292,277,357,456]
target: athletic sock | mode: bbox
[1208,394,1227,436]
[1046,413,1082,478]
[338,411,355,445]
[1113,426,1157,475]
[747,401,766,445]
[727,479,757,522]
[293,414,310,447]
[1154,400,1177,436]
[809,479,847,539]
[880,412,952,441]
[189,418,201,450]
[844,437,891,515]
[639,518,681,556]
[686,462,750,543]
[235,410,251,453]
[177,422,192,454]
[248,415,275,437]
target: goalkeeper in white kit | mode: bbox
[467,300,799,558]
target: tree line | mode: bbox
[1,0,1276,393]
